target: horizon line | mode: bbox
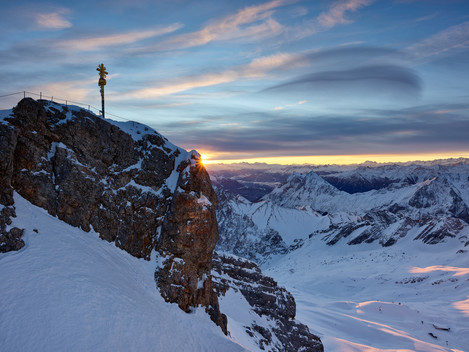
[202,152,469,166]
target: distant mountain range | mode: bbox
[208,160,469,262]
[208,159,469,351]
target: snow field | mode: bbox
[0,193,246,352]
[264,234,469,352]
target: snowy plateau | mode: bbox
[208,161,469,351]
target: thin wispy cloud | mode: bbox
[406,21,469,61]
[124,52,299,99]
[290,0,374,39]
[317,0,373,28]
[30,76,98,102]
[56,24,182,51]
[35,9,72,30]
[136,0,291,52]
[242,52,301,77]
[126,71,239,99]
[413,12,438,23]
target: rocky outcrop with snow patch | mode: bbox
[212,252,324,352]
[216,187,288,262]
[0,98,225,331]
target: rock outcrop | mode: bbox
[216,187,288,263]
[0,98,225,330]
[212,252,324,352]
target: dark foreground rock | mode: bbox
[212,252,324,352]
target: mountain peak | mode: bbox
[0,97,226,331]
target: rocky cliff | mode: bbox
[0,98,225,330]
[212,252,324,352]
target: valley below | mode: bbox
[264,236,468,351]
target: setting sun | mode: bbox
[200,154,208,165]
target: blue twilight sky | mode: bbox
[1,0,468,163]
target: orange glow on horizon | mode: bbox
[201,151,469,166]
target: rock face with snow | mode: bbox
[216,187,288,262]
[0,98,224,330]
[212,252,323,352]
[0,119,24,252]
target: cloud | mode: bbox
[124,52,298,98]
[302,46,399,63]
[35,9,72,30]
[413,12,438,23]
[289,0,374,39]
[55,24,182,51]
[122,45,408,101]
[285,46,403,72]
[126,71,239,98]
[137,0,374,52]
[406,21,469,61]
[163,103,469,158]
[136,0,291,52]
[242,52,302,76]
[317,0,374,28]
[264,64,421,98]
[28,76,98,103]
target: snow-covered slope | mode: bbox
[0,193,246,352]
[264,234,469,352]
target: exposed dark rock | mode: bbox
[212,252,324,352]
[325,223,367,245]
[155,155,227,333]
[211,176,274,202]
[320,173,395,194]
[215,187,288,262]
[0,205,24,252]
[413,217,464,244]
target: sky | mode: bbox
[0,0,468,164]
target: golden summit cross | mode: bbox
[97,64,108,118]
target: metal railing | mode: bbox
[0,91,130,121]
